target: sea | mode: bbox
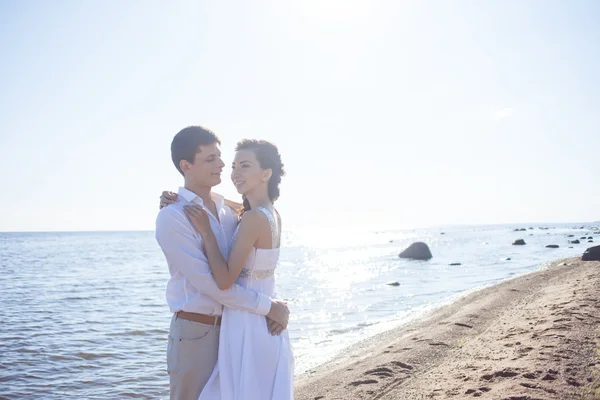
[1,223,598,399]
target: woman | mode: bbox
[160,139,294,399]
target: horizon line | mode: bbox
[1,220,598,235]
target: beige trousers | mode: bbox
[167,314,220,400]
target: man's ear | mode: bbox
[180,159,190,173]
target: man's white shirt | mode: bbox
[155,187,271,317]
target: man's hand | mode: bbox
[266,300,289,330]
[266,318,286,335]
[224,198,243,213]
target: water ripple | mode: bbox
[0,227,588,398]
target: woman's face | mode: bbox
[230,149,270,195]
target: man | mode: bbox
[155,126,290,400]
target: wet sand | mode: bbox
[295,258,600,400]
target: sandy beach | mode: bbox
[295,257,600,400]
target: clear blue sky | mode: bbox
[1,0,599,232]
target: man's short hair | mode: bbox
[171,126,221,175]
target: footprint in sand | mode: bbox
[348,379,378,386]
[364,367,393,378]
[481,369,520,381]
[390,361,414,370]
[566,378,583,387]
[454,322,473,328]
[522,372,538,379]
[518,346,534,354]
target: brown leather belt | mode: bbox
[176,311,221,326]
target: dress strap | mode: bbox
[257,207,278,248]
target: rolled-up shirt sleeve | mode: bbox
[155,207,272,316]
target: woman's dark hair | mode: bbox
[235,139,285,213]
[171,126,221,176]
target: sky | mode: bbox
[1,0,599,232]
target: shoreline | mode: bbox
[295,257,600,399]
[296,259,560,377]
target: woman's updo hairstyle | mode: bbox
[236,139,285,213]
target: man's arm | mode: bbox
[156,207,274,316]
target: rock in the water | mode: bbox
[503,257,512,261]
[399,242,432,260]
[568,234,575,237]
[589,240,594,243]
[513,239,526,245]
[588,236,593,239]
[546,244,559,248]
[386,281,400,286]
[582,245,600,261]
[513,228,527,231]
[570,240,581,244]
[449,262,462,266]
[581,236,587,239]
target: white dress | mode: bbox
[199,207,294,400]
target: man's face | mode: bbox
[182,142,225,187]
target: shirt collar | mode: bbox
[177,187,224,208]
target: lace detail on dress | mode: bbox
[238,268,275,280]
[256,207,278,248]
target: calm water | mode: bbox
[1,223,597,399]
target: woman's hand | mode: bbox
[159,191,178,209]
[184,205,212,236]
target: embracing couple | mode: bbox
[155,125,294,399]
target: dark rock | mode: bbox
[449,262,462,266]
[588,236,593,239]
[568,234,575,237]
[581,236,587,239]
[440,232,445,235]
[513,228,527,231]
[546,245,559,248]
[386,281,400,286]
[570,240,580,244]
[504,257,512,261]
[513,239,526,245]
[582,245,600,261]
[399,242,432,260]
[528,227,534,230]
[589,240,594,243]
